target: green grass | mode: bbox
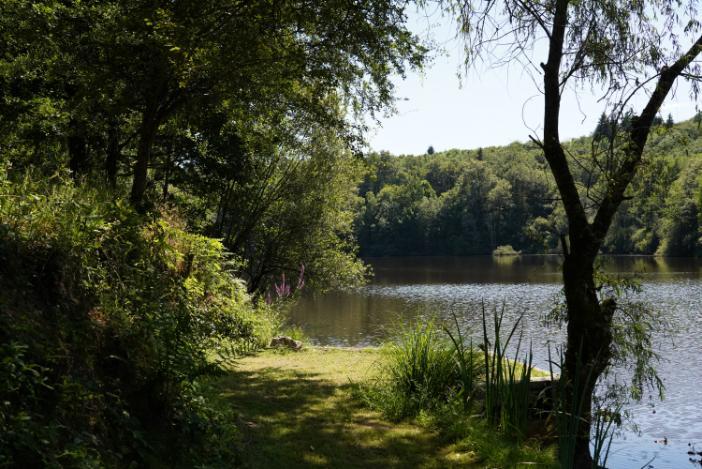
[206,347,556,468]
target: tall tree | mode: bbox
[115,0,425,208]
[2,0,425,209]
[453,0,702,466]
[665,113,675,129]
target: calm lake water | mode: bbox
[290,256,702,469]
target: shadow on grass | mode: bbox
[210,365,455,468]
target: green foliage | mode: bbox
[367,321,463,419]
[480,306,533,440]
[0,0,424,291]
[444,313,480,410]
[547,268,666,402]
[365,308,538,442]
[0,0,427,465]
[0,169,269,466]
[357,145,559,255]
[546,269,666,466]
[655,159,702,256]
[357,117,702,257]
[493,244,521,256]
[196,125,369,294]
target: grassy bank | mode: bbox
[207,347,556,468]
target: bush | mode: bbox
[0,169,270,466]
[365,307,538,441]
[492,244,521,256]
[365,321,482,420]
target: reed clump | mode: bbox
[365,304,539,441]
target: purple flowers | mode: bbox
[274,273,291,298]
[267,263,305,303]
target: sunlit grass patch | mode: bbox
[207,347,555,468]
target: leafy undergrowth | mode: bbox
[0,172,274,467]
[207,348,556,468]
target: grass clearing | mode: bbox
[207,347,555,468]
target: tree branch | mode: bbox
[541,0,591,249]
[591,33,702,241]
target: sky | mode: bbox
[367,7,700,155]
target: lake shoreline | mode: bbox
[213,347,557,467]
[291,255,702,468]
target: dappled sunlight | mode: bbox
[211,349,482,468]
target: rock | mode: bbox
[269,335,303,350]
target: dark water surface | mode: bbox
[290,256,702,469]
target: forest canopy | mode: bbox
[0,0,424,465]
[356,114,702,257]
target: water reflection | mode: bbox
[290,256,702,469]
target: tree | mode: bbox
[453,1,702,466]
[593,112,613,142]
[1,0,427,290]
[427,145,435,155]
[666,113,675,129]
[2,0,426,209]
[656,161,702,256]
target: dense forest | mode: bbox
[0,1,423,466]
[356,114,702,257]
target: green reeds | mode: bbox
[480,303,533,440]
[379,321,458,418]
[591,403,619,469]
[444,312,482,410]
[370,305,539,443]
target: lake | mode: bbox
[290,256,702,469]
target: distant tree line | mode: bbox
[357,115,702,257]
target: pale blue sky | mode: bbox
[368,8,699,155]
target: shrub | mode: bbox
[492,244,521,256]
[0,169,269,466]
[366,320,482,420]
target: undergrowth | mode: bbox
[361,309,557,467]
[0,169,275,467]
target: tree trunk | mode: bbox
[161,139,174,199]
[68,120,88,181]
[130,107,160,209]
[561,248,615,468]
[106,119,119,188]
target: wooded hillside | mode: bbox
[357,115,702,257]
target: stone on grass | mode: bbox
[269,336,303,351]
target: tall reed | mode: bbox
[444,312,482,410]
[370,305,539,443]
[480,303,533,439]
[378,321,458,418]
